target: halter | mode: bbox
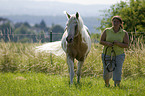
[104,43,116,72]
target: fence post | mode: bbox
[50,31,53,64]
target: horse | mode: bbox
[35,12,91,84]
[61,12,91,84]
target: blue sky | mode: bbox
[33,0,129,5]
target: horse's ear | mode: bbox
[66,12,71,19]
[76,12,79,19]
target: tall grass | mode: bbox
[0,40,145,78]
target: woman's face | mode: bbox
[112,19,121,28]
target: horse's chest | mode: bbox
[67,42,88,61]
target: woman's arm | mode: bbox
[100,30,113,47]
[113,32,129,48]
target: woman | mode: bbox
[100,16,129,87]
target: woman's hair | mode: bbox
[112,16,124,29]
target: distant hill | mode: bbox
[3,15,102,33]
[0,0,110,17]
[0,0,110,33]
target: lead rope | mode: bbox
[104,43,116,72]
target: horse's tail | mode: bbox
[35,41,65,56]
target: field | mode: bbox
[0,73,145,96]
[0,41,145,95]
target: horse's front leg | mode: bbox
[67,56,74,84]
[77,61,84,83]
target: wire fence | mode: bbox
[0,32,64,43]
[0,31,145,43]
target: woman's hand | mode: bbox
[106,42,114,47]
[113,40,120,46]
[113,39,128,48]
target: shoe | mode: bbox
[114,81,120,87]
[114,83,120,87]
[105,84,110,87]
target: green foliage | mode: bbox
[34,20,49,32]
[0,22,14,42]
[91,33,101,43]
[14,25,37,43]
[51,24,64,41]
[0,18,65,43]
[99,0,145,32]
[99,0,145,43]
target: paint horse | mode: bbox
[61,12,91,84]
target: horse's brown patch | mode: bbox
[67,33,88,61]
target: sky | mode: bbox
[33,0,129,5]
[0,0,130,16]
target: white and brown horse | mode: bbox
[61,12,91,84]
[36,12,91,84]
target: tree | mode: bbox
[14,25,36,43]
[98,0,145,41]
[34,20,49,32]
[51,24,64,41]
[40,20,46,29]
[91,33,100,43]
[37,31,46,43]
[0,21,14,42]
[99,0,145,32]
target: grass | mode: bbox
[0,72,145,96]
[0,41,145,95]
[0,42,145,78]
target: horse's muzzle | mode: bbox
[66,36,73,43]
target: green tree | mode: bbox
[34,20,49,32]
[37,31,46,43]
[99,0,145,42]
[51,25,64,41]
[14,25,36,43]
[0,21,14,42]
[91,33,100,43]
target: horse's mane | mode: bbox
[73,14,90,43]
[76,15,84,31]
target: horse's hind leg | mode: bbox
[77,61,84,83]
[67,56,74,84]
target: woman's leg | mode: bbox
[113,53,125,86]
[102,53,112,87]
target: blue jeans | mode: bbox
[102,53,125,81]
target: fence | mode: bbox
[0,31,145,43]
[0,31,64,43]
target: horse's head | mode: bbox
[65,12,80,43]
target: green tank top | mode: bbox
[103,27,126,56]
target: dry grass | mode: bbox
[0,40,144,78]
